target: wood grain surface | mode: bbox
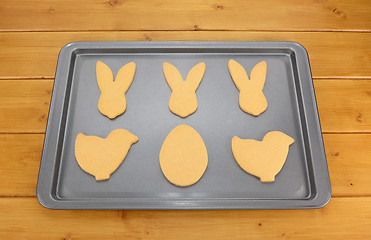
[0,0,370,31]
[1,0,370,238]
[0,32,370,79]
[0,197,371,239]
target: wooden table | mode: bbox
[0,0,370,238]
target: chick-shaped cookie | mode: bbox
[96,61,136,119]
[228,60,267,116]
[231,131,294,182]
[163,62,206,118]
[75,129,138,181]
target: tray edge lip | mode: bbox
[290,40,332,207]
[36,41,78,209]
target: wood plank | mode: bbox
[0,0,370,32]
[0,134,43,197]
[314,80,371,133]
[1,79,370,134]
[1,133,370,197]
[0,80,52,134]
[324,134,371,197]
[0,197,370,239]
[0,32,370,79]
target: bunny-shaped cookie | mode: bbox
[228,60,267,116]
[163,62,206,118]
[96,61,136,119]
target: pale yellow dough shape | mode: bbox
[96,61,136,119]
[163,62,206,118]
[228,59,267,116]
[75,129,138,181]
[231,131,294,182]
[159,125,208,187]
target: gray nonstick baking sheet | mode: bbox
[37,41,331,209]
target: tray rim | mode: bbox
[36,41,331,210]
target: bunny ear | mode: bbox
[163,62,184,91]
[185,62,206,91]
[249,61,267,90]
[228,59,249,91]
[96,61,114,92]
[115,62,136,93]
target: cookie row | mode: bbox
[75,125,294,186]
[96,60,268,119]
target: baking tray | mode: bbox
[37,41,331,209]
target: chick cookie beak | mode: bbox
[129,132,139,143]
[285,135,295,145]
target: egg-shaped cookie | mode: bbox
[159,124,208,187]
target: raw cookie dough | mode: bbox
[96,61,136,119]
[228,59,267,116]
[75,129,138,181]
[159,124,208,186]
[163,62,206,118]
[231,131,294,182]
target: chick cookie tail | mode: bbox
[259,175,275,183]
